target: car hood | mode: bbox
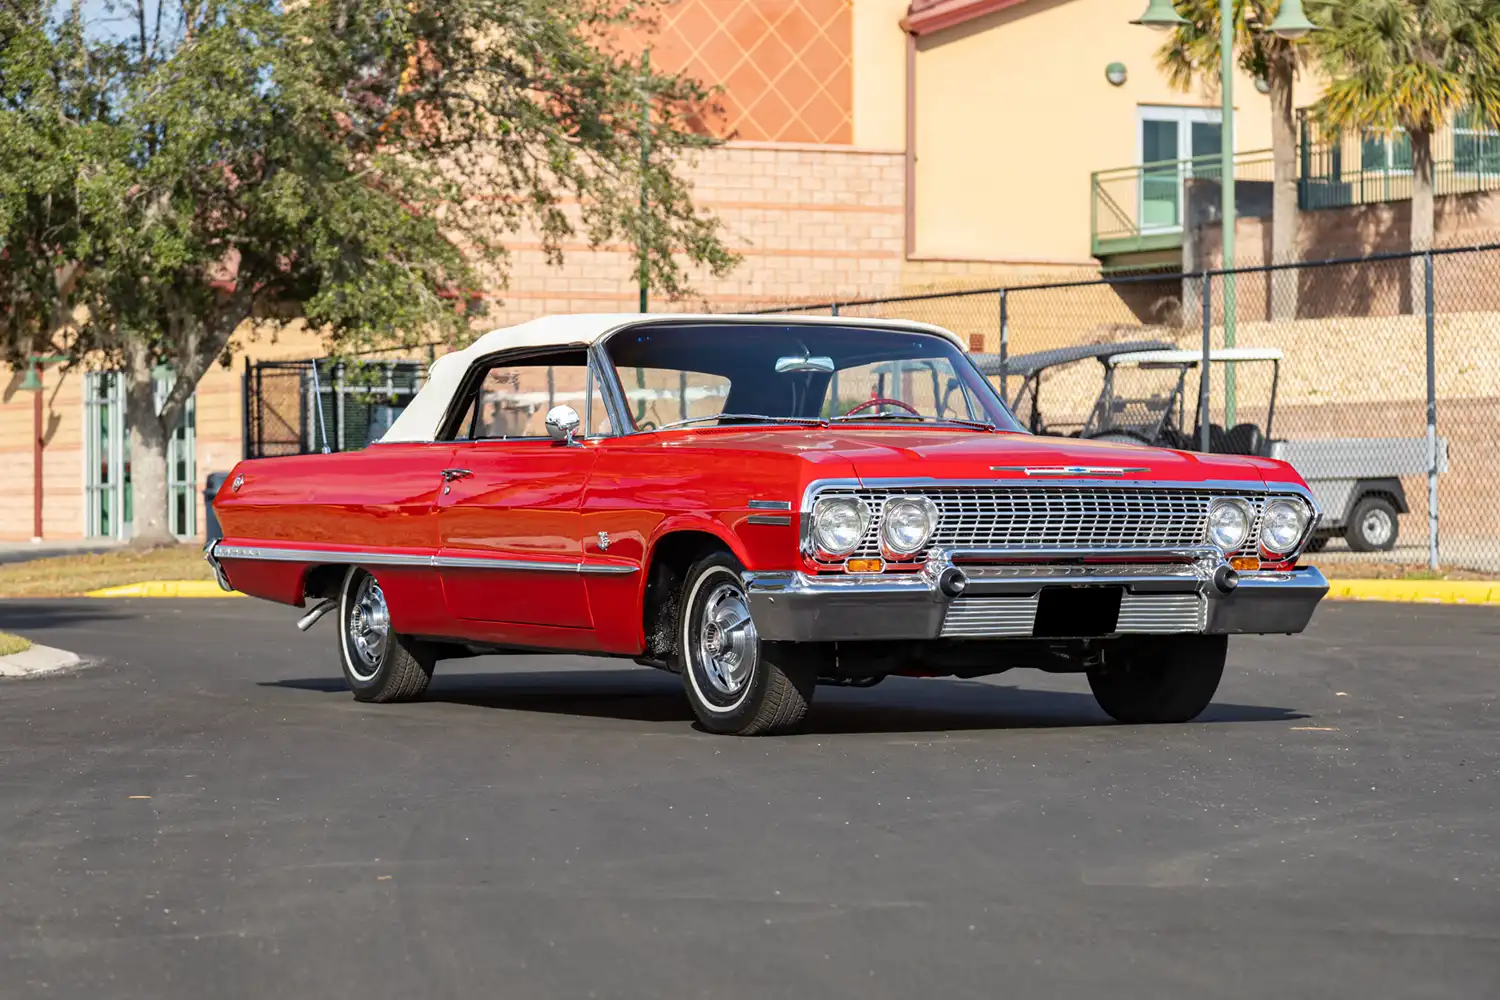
[658,428,1268,486]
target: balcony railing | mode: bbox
[1092,115,1500,260]
[1091,151,1274,258]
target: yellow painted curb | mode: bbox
[1326,578,1500,605]
[85,580,244,599]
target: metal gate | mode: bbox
[243,358,428,459]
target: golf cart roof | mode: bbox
[1107,346,1285,367]
[970,340,1175,378]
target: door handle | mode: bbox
[440,468,473,482]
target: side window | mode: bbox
[447,350,599,441]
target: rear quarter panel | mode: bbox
[212,445,451,629]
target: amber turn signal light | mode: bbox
[844,558,885,574]
[1230,556,1261,572]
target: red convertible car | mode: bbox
[208,315,1328,735]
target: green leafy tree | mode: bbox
[1312,0,1500,302]
[1158,0,1318,318]
[0,0,734,546]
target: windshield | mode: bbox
[602,322,1023,432]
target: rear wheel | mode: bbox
[337,566,434,702]
[1086,635,1227,724]
[676,551,817,736]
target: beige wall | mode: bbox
[911,0,1321,263]
[852,0,910,151]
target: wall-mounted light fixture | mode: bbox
[1105,62,1128,86]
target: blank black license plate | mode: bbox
[1033,586,1123,638]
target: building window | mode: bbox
[1360,128,1412,174]
[82,371,196,541]
[1137,106,1224,232]
[1454,108,1500,175]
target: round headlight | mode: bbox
[811,497,870,557]
[880,497,939,556]
[1260,499,1309,554]
[1207,498,1251,553]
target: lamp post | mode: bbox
[19,354,68,542]
[1134,0,1315,430]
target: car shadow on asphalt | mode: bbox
[263,669,1306,735]
[0,601,135,631]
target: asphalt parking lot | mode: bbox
[0,598,1496,999]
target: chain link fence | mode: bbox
[753,243,1500,575]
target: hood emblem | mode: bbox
[231,474,245,492]
[991,466,1149,477]
[597,531,611,551]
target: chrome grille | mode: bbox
[811,486,1266,564]
[939,592,1206,638]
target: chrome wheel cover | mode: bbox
[690,580,758,701]
[346,574,390,680]
[1361,507,1395,547]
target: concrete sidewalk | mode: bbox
[0,539,123,566]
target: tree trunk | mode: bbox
[1409,126,1435,315]
[124,343,175,548]
[1268,50,1300,320]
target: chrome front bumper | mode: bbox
[743,556,1328,643]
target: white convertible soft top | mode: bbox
[379,312,964,443]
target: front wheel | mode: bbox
[1086,635,1227,724]
[337,566,435,702]
[676,551,817,735]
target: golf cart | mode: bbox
[970,340,1174,436]
[973,342,1447,553]
[1097,347,1448,553]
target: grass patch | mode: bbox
[0,631,32,656]
[0,545,213,597]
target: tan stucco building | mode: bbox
[6,0,1497,543]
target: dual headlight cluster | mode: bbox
[1208,496,1311,556]
[811,495,938,561]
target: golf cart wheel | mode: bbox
[1346,496,1399,553]
[337,566,435,702]
[1087,635,1226,724]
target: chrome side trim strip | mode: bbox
[746,514,793,526]
[748,499,793,510]
[214,543,638,575]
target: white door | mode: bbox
[1138,106,1225,232]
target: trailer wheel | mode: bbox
[1346,495,1399,552]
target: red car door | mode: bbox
[435,439,598,629]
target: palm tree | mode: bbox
[1312,0,1500,307]
[1158,0,1316,319]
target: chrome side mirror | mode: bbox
[545,404,581,444]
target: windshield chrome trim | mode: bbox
[593,317,1022,436]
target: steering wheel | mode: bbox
[843,397,921,417]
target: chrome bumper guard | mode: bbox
[202,539,235,593]
[744,549,1328,643]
